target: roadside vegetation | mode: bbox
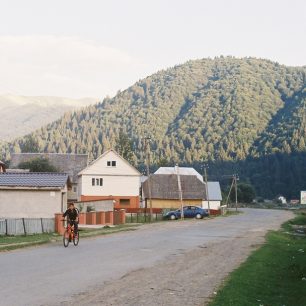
[209,209,306,306]
[0,223,140,252]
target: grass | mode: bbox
[209,210,306,306]
[0,223,141,252]
[0,233,58,252]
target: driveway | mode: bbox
[0,208,293,306]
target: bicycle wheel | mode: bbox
[63,230,70,247]
[73,232,79,246]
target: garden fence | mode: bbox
[0,218,54,236]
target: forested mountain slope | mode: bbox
[2,57,306,198]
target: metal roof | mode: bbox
[207,182,222,201]
[155,167,203,182]
[0,172,69,188]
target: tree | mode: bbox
[18,158,58,172]
[115,131,134,164]
[230,183,256,203]
[21,135,40,153]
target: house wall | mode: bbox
[201,200,221,210]
[148,199,202,209]
[0,189,66,218]
[80,150,140,176]
[78,151,141,201]
[67,183,78,202]
[80,195,140,209]
[79,175,140,197]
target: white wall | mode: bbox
[80,150,140,176]
[80,175,140,197]
[0,189,65,218]
[202,200,221,210]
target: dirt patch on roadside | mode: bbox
[60,232,266,306]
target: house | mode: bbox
[10,153,88,202]
[151,167,222,211]
[0,172,70,218]
[142,174,206,209]
[202,182,223,210]
[77,149,141,209]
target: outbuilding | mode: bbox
[0,172,70,218]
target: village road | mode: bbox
[0,208,293,306]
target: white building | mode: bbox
[0,172,70,218]
[202,181,223,210]
[77,149,141,209]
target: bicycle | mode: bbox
[62,219,79,247]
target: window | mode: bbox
[120,199,130,206]
[107,160,117,167]
[73,187,77,192]
[92,177,103,186]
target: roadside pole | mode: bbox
[175,164,184,220]
[204,165,210,215]
[144,136,153,222]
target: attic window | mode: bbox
[107,161,116,167]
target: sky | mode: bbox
[0,0,305,99]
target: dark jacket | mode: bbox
[63,208,79,221]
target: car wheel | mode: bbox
[195,213,202,219]
[169,214,176,220]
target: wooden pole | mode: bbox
[176,164,184,220]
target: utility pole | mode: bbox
[144,136,153,221]
[234,174,239,212]
[175,164,184,220]
[203,164,210,215]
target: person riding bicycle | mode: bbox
[63,203,79,237]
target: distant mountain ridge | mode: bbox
[2,57,306,198]
[0,95,97,140]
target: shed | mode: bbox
[0,172,70,218]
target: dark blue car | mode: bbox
[164,206,209,220]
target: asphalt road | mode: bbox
[0,208,293,306]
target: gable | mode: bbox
[79,150,141,176]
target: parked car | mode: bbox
[164,206,209,220]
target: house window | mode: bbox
[107,160,117,167]
[120,199,130,206]
[92,177,103,186]
[73,186,77,192]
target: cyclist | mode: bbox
[63,203,79,237]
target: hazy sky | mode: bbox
[0,0,305,99]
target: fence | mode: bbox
[0,218,54,236]
[125,212,164,223]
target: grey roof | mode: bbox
[10,153,88,183]
[0,172,69,188]
[143,174,206,200]
[207,182,222,201]
[155,167,203,182]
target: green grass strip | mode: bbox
[209,211,306,306]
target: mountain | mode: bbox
[0,95,97,140]
[2,57,306,198]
